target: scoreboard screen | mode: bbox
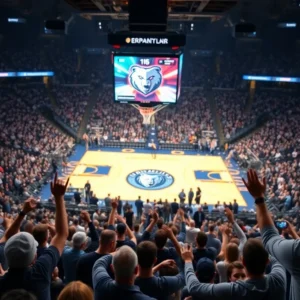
[113,54,182,104]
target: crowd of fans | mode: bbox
[0,170,299,300]
[215,91,249,139]
[156,89,215,143]
[52,86,90,131]
[88,88,147,143]
[231,94,300,213]
[0,45,50,72]
[0,86,74,198]
[249,52,300,77]
[88,88,215,144]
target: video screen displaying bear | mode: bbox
[113,54,181,104]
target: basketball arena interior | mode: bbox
[0,0,300,299]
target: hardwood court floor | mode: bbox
[67,150,246,206]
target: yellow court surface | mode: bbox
[68,151,247,206]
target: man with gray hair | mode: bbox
[93,245,155,299]
[185,219,200,246]
[62,231,88,283]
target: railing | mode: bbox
[101,140,196,150]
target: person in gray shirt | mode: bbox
[181,238,286,300]
[206,225,221,255]
[243,169,300,300]
[104,194,112,213]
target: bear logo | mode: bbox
[127,169,174,190]
[129,65,162,96]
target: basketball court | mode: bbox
[66,150,247,206]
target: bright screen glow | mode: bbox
[113,55,180,104]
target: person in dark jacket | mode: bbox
[171,199,179,219]
[193,206,205,228]
[188,188,194,207]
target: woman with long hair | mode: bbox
[195,187,201,205]
[216,242,240,283]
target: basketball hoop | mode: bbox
[131,104,168,125]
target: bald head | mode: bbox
[112,246,138,282]
[190,220,195,228]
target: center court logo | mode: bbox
[127,169,174,190]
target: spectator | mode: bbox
[181,257,216,299]
[76,229,116,288]
[135,241,185,299]
[206,224,222,255]
[243,169,300,300]
[182,239,286,299]
[62,231,88,284]
[57,281,93,300]
[92,246,155,299]
[193,206,205,229]
[185,219,200,245]
[193,232,217,267]
[135,196,144,220]
[108,200,137,250]
[1,289,37,300]
[227,261,246,282]
[0,174,69,300]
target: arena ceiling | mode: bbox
[64,0,238,20]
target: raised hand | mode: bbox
[111,198,118,210]
[151,211,159,223]
[51,173,69,199]
[225,207,234,223]
[242,169,266,199]
[181,243,194,262]
[22,198,37,214]
[162,224,173,238]
[160,259,176,268]
[0,264,7,276]
[80,210,91,223]
[116,214,126,223]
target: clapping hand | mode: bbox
[22,197,37,214]
[51,173,69,198]
[242,169,266,199]
[181,243,194,262]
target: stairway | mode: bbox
[46,86,58,107]
[39,105,77,138]
[205,89,225,147]
[244,53,261,113]
[77,87,102,140]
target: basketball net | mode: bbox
[131,104,168,125]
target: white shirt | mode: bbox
[143,203,152,214]
[185,226,200,244]
[76,225,85,232]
